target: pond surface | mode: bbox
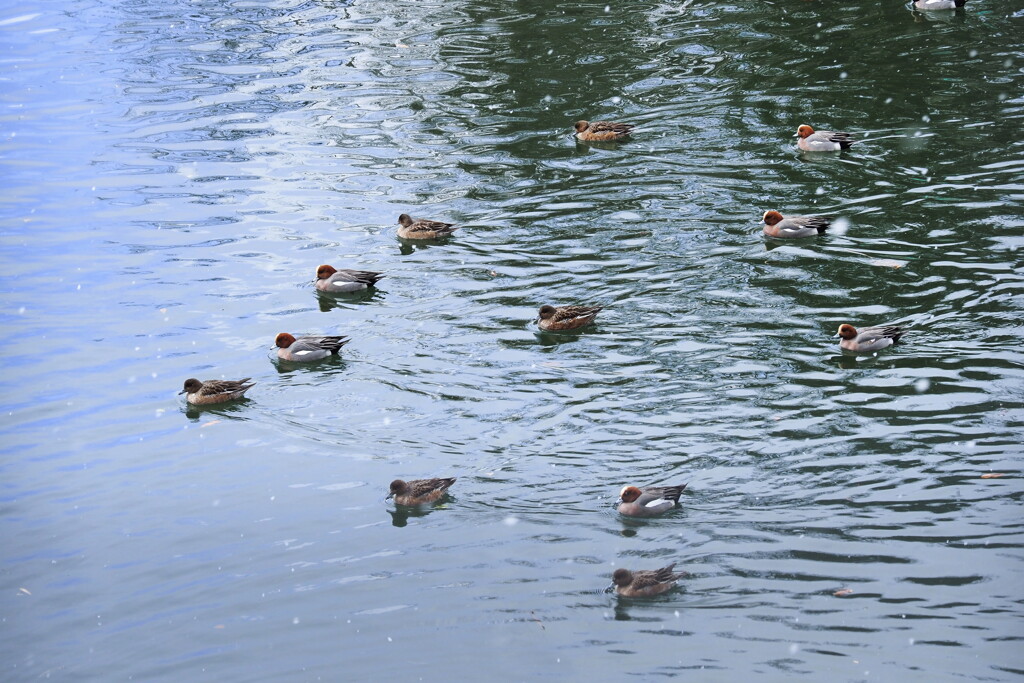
[2,0,1023,680]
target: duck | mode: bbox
[617,484,687,518]
[762,210,830,238]
[835,324,905,353]
[795,124,854,152]
[611,563,685,597]
[397,213,457,239]
[914,0,966,8]
[179,377,254,405]
[386,478,457,506]
[574,120,634,142]
[315,264,384,293]
[274,333,349,361]
[537,304,602,331]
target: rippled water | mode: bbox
[2,0,1023,679]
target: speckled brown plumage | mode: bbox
[397,213,457,239]
[537,304,602,331]
[574,120,634,142]
[180,378,255,405]
[611,563,685,597]
[387,477,457,506]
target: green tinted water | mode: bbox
[1,0,1022,679]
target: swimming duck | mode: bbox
[180,377,255,405]
[835,324,905,353]
[315,264,384,293]
[611,563,685,597]
[616,484,687,517]
[274,333,349,361]
[397,213,457,239]
[537,304,602,331]
[386,478,457,506]
[574,120,634,142]
[914,0,966,8]
[762,210,830,238]
[795,124,854,152]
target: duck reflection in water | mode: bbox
[183,399,253,421]
[388,505,444,528]
[317,288,384,312]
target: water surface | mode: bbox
[2,0,1023,680]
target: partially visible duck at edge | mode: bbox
[537,304,602,331]
[835,323,905,353]
[762,210,831,239]
[397,213,457,240]
[795,124,854,152]
[914,0,967,9]
[611,563,686,598]
[574,120,634,142]
[315,264,384,293]
[274,333,349,362]
[617,484,687,518]
[387,477,457,506]
[180,377,255,405]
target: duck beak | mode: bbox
[615,498,623,505]
[384,493,394,502]
[832,333,841,338]
[604,583,615,594]
[178,388,187,395]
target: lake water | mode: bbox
[2,0,1023,680]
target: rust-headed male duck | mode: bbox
[795,124,854,152]
[274,333,349,361]
[835,324,905,353]
[762,210,830,238]
[914,0,967,9]
[315,264,384,293]
[617,484,687,518]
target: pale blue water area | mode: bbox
[1,0,1023,680]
